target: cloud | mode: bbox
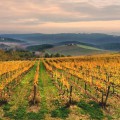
[58,2,120,21]
[0,1,120,23]
[0,0,120,33]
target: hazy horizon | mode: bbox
[0,32,120,36]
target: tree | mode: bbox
[45,53,50,58]
[50,54,54,58]
[55,53,60,57]
[61,54,65,57]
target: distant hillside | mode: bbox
[0,44,11,50]
[54,41,96,47]
[0,37,23,43]
[1,33,120,51]
[27,44,54,51]
[97,43,120,51]
[55,41,120,52]
[1,33,120,45]
[46,44,106,56]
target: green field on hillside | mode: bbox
[46,45,106,56]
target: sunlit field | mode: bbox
[0,53,120,120]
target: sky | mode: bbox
[0,0,120,34]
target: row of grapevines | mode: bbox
[43,54,120,107]
[0,61,35,98]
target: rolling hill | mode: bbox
[1,33,120,45]
[0,37,23,43]
[0,44,11,50]
[27,44,54,51]
[97,43,120,51]
[1,33,120,54]
[46,44,106,56]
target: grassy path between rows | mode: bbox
[38,62,61,120]
[1,63,37,120]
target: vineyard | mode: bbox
[0,53,120,120]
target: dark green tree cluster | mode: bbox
[44,53,71,58]
[0,49,36,61]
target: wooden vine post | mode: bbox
[69,86,73,105]
[33,84,37,104]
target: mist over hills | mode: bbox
[0,33,120,55]
[1,33,120,45]
[0,37,24,43]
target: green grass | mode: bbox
[24,62,60,120]
[11,107,26,120]
[39,62,71,119]
[77,44,103,51]
[3,63,37,119]
[9,64,36,107]
[3,106,26,120]
[2,103,11,111]
[51,106,70,119]
[38,62,49,119]
[47,45,106,56]
[3,61,62,120]
[18,61,49,120]
[27,111,46,120]
[77,100,104,120]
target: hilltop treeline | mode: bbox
[0,49,36,61]
[44,53,71,58]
